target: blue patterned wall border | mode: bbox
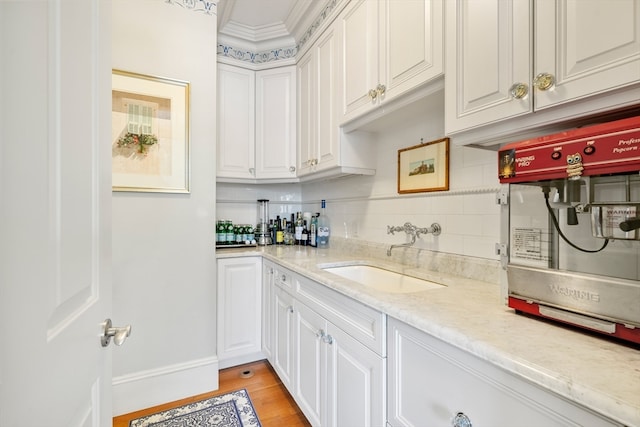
[217,0,339,65]
[217,45,297,64]
[297,0,338,50]
[166,0,216,16]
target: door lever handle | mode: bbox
[101,318,132,347]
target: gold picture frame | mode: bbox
[397,137,449,194]
[111,69,190,193]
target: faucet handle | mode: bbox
[387,225,395,235]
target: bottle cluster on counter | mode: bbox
[216,220,256,247]
[216,200,331,249]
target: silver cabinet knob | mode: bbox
[249,167,255,176]
[509,82,529,99]
[376,83,386,97]
[533,72,555,91]
[101,318,131,347]
[368,88,378,100]
[289,166,296,172]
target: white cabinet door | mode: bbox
[341,0,444,125]
[262,261,275,360]
[387,318,621,427]
[340,0,380,122]
[293,301,327,427]
[255,66,297,179]
[382,0,444,102]
[315,24,341,173]
[298,21,341,177]
[297,49,316,177]
[327,323,386,427]
[217,257,262,368]
[217,64,255,179]
[534,0,640,110]
[273,285,295,391]
[444,0,532,133]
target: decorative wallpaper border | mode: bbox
[217,45,297,64]
[165,0,216,16]
[217,0,339,65]
[296,0,338,50]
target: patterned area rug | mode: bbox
[129,389,261,427]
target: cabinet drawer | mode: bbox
[388,318,621,427]
[295,274,386,357]
[273,265,294,293]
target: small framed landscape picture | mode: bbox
[111,69,190,193]
[397,137,449,194]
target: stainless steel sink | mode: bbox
[321,264,444,294]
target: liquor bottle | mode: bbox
[317,200,330,248]
[309,214,318,247]
[301,220,308,246]
[276,218,284,245]
[294,212,304,245]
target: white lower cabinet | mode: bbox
[263,260,386,427]
[216,257,263,369]
[272,284,295,391]
[387,318,622,427]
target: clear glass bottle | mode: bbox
[317,200,330,248]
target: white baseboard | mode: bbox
[112,355,219,416]
[218,351,266,370]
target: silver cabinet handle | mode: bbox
[101,318,131,347]
[287,306,294,314]
[376,83,386,97]
[368,88,378,100]
[289,166,296,172]
[249,167,255,176]
[322,333,333,345]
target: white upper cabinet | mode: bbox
[217,64,255,180]
[297,22,341,177]
[297,15,376,181]
[255,67,297,180]
[339,0,444,125]
[445,0,640,145]
[534,0,640,110]
[217,64,297,182]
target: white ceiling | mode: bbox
[217,0,330,50]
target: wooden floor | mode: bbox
[113,360,310,427]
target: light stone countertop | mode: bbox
[216,242,640,427]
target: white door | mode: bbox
[0,1,113,426]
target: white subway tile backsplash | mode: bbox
[216,106,502,261]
